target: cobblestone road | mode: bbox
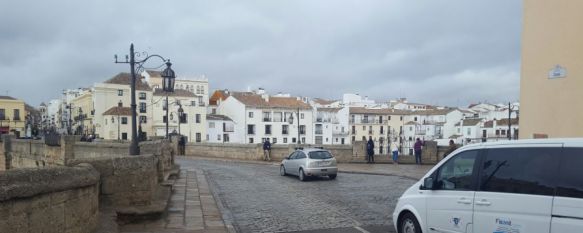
[178,158,417,233]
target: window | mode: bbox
[301,137,305,144]
[292,138,296,143]
[501,130,506,135]
[122,133,128,140]
[118,90,123,96]
[435,150,479,191]
[195,114,201,123]
[299,125,306,135]
[283,138,288,143]
[263,112,271,122]
[139,103,147,113]
[180,113,188,123]
[495,130,500,136]
[480,148,559,196]
[400,116,403,121]
[163,116,168,123]
[209,122,215,128]
[224,134,229,142]
[0,109,5,120]
[273,112,282,122]
[352,126,356,134]
[414,117,418,121]
[198,96,204,106]
[557,148,583,198]
[121,117,128,125]
[467,127,471,135]
[13,109,20,121]
[196,133,201,142]
[282,125,289,135]
[362,126,366,131]
[309,151,333,159]
[265,125,272,135]
[139,92,146,100]
[247,125,255,135]
[300,113,304,119]
[140,116,147,123]
[191,101,196,107]
[163,99,168,110]
[272,138,277,144]
[297,152,306,159]
[388,116,391,121]
[249,112,254,118]
[217,134,221,141]
[249,138,254,143]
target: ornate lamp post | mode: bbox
[115,44,174,155]
[161,61,176,139]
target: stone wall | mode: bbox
[73,142,128,159]
[69,155,160,208]
[0,164,100,233]
[0,136,4,171]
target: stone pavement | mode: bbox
[181,156,434,180]
[120,169,228,233]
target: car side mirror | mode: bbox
[421,177,434,190]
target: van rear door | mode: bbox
[473,145,561,233]
[551,147,583,232]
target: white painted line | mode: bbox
[354,226,371,233]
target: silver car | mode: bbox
[280,148,338,181]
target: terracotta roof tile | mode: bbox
[454,118,483,126]
[105,73,151,91]
[209,90,230,106]
[231,92,311,110]
[317,107,343,113]
[313,98,337,105]
[102,106,132,116]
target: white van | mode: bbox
[392,138,583,233]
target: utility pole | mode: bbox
[508,102,512,140]
[297,107,300,144]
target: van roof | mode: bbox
[461,138,583,150]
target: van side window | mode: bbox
[557,148,583,198]
[480,148,559,196]
[435,150,479,191]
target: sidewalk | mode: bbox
[120,169,228,233]
[179,156,434,180]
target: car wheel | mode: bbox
[329,174,337,180]
[280,165,286,176]
[299,168,306,181]
[399,212,421,233]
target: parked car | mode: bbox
[280,147,338,181]
[392,138,583,233]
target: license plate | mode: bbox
[321,169,328,172]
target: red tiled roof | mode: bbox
[102,106,132,116]
[313,98,337,105]
[105,73,151,91]
[317,107,343,113]
[230,92,312,110]
[209,90,230,106]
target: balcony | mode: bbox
[415,130,427,135]
[333,130,349,136]
[263,118,272,122]
[315,130,323,135]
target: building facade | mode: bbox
[206,114,240,143]
[520,0,583,138]
[0,96,26,137]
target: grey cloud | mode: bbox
[0,0,521,107]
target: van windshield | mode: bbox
[309,151,333,159]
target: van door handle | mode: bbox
[457,198,472,205]
[475,199,491,206]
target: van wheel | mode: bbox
[299,168,306,181]
[399,212,421,233]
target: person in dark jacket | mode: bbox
[443,139,457,159]
[414,138,423,164]
[366,138,375,164]
[263,139,272,161]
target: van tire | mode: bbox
[399,212,421,233]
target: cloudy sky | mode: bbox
[1,0,522,107]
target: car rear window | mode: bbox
[308,151,333,159]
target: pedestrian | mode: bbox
[443,139,457,159]
[414,138,423,165]
[179,136,186,155]
[366,138,375,164]
[263,139,272,161]
[391,140,399,164]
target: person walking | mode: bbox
[366,138,375,164]
[443,139,457,159]
[391,140,399,164]
[263,139,272,161]
[414,138,423,165]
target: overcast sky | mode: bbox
[1,0,522,107]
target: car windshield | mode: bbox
[308,151,333,159]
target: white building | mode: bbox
[391,98,436,111]
[93,73,153,140]
[454,118,484,144]
[342,94,376,107]
[151,89,207,142]
[217,91,314,144]
[313,107,350,145]
[481,118,520,141]
[206,114,240,143]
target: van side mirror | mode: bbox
[421,177,434,190]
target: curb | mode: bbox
[203,169,238,233]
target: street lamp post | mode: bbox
[178,104,184,135]
[161,61,176,139]
[115,43,175,155]
[507,102,519,140]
